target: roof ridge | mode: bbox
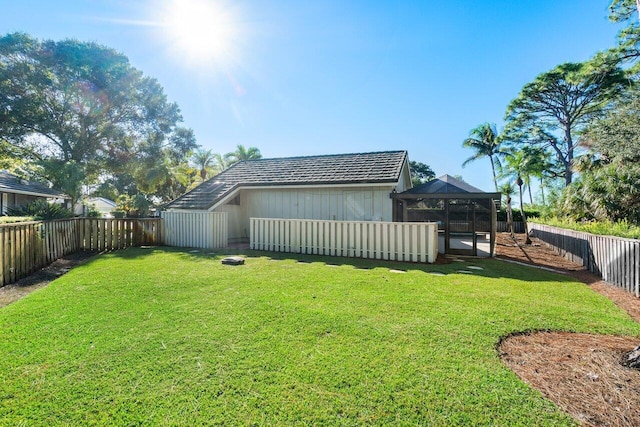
[234,150,407,164]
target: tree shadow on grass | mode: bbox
[132,246,580,284]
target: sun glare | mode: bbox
[158,0,240,67]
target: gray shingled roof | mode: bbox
[402,174,485,194]
[0,171,67,198]
[167,151,408,210]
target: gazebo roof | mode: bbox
[404,174,485,194]
[397,174,500,199]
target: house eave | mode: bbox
[1,188,68,199]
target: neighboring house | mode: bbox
[75,197,117,218]
[166,151,412,242]
[0,171,69,215]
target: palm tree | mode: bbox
[499,182,516,238]
[226,145,262,165]
[206,152,229,173]
[462,123,504,192]
[500,149,536,245]
[191,149,215,181]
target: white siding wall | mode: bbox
[214,203,246,242]
[214,186,395,241]
[397,161,412,192]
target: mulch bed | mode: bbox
[497,233,640,426]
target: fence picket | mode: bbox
[530,223,640,297]
[0,218,163,288]
[161,212,227,249]
[249,218,438,264]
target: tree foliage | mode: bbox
[191,149,216,181]
[409,161,435,187]
[225,145,262,165]
[461,123,505,192]
[607,0,640,67]
[0,33,198,205]
[503,62,628,187]
[558,85,640,224]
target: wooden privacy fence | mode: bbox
[77,218,162,251]
[529,223,640,297]
[0,218,162,288]
[161,211,228,249]
[250,218,438,263]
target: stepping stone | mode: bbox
[221,256,245,265]
[456,270,473,274]
[389,269,406,274]
[467,266,484,270]
[188,250,200,253]
[207,252,216,255]
[453,259,466,262]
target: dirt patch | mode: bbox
[497,233,640,426]
[0,251,97,308]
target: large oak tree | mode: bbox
[0,32,197,205]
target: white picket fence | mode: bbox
[161,211,228,249]
[250,218,438,263]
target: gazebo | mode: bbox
[391,175,501,257]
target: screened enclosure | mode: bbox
[392,175,500,257]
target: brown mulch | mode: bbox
[497,233,640,426]
[0,251,96,308]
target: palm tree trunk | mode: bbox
[490,156,498,193]
[517,176,531,245]
[506,196,514,238]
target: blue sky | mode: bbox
[1,0,623,194]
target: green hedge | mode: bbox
[496,209,540,222]
[532,218,640,240]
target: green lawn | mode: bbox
[1,248,639,426]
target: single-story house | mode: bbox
[0,170,69,215]
[165,151,412,242]
[75,197,117,218]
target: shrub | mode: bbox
[0,216,34,224]
[6,199,74,220]
[497,209,540,222]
